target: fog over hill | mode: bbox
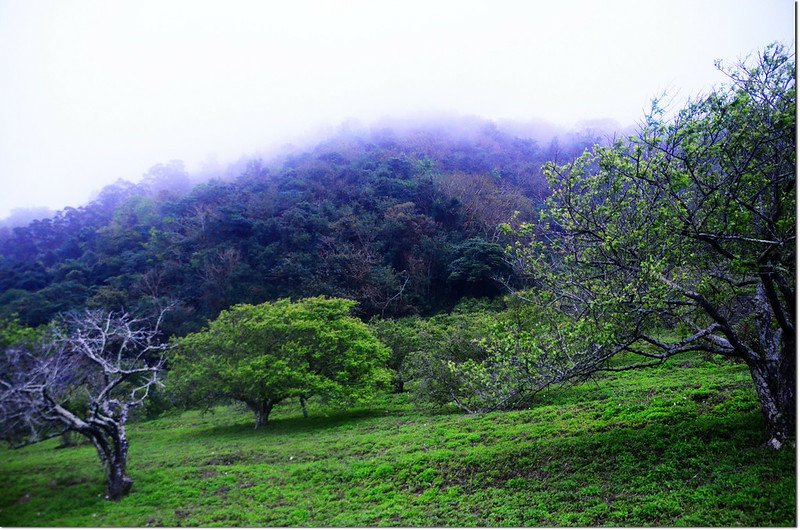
[0,114,627,227]
[0,1,791,220]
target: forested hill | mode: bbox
[0,121,601,335]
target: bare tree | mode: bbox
[0,307,171,500]
[438,172,534,242]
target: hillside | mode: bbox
[0,122,601,335]
[0,352,794,526]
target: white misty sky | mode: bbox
[0,0,794,218]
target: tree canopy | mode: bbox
[170,297,391,427]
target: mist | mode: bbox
[0,0,793,220]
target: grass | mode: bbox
[0,353,795,526]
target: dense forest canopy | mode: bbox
[0,121,604,334]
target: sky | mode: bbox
[0,0,794,219]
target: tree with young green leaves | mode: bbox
[169,297,391,428]
[505,43,795,448]
[404,302,499,407]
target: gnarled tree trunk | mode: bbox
[82,421,134,500]
[746,340,796,450]
[105,461,133,501]
[249,399,275,429]
[749,282,796,449]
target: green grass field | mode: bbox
[0,353,795,527]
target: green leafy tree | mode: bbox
[405,302,498,407]
[369,316,423,393]
[447,237,512,297]
[506,43,795,448]
[436,298,576,413]
[170,297,391,428]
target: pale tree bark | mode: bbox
[747,284,795,448]
[0,306,172,500]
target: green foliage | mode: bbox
[440,300,556,412]
[447,237,511,296]
[406,296,603,413]
[0,317,44,348]
[403,304,497,407]
[169,297,391,426]
[495,43,796,443]
[0,353,793,526]
[368,316,423,393]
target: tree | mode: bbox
[369,316,423,393]
[508,43,795,448]
[0,317,44,348]
[430,299,576,414]
[170,297,391,428]
[437,171,534,240]
[447,237,512,297]
[404,301,499,408]
[0,308,170,500]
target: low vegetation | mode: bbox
[0,352,794,526]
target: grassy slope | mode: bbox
[0,354,795,527]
